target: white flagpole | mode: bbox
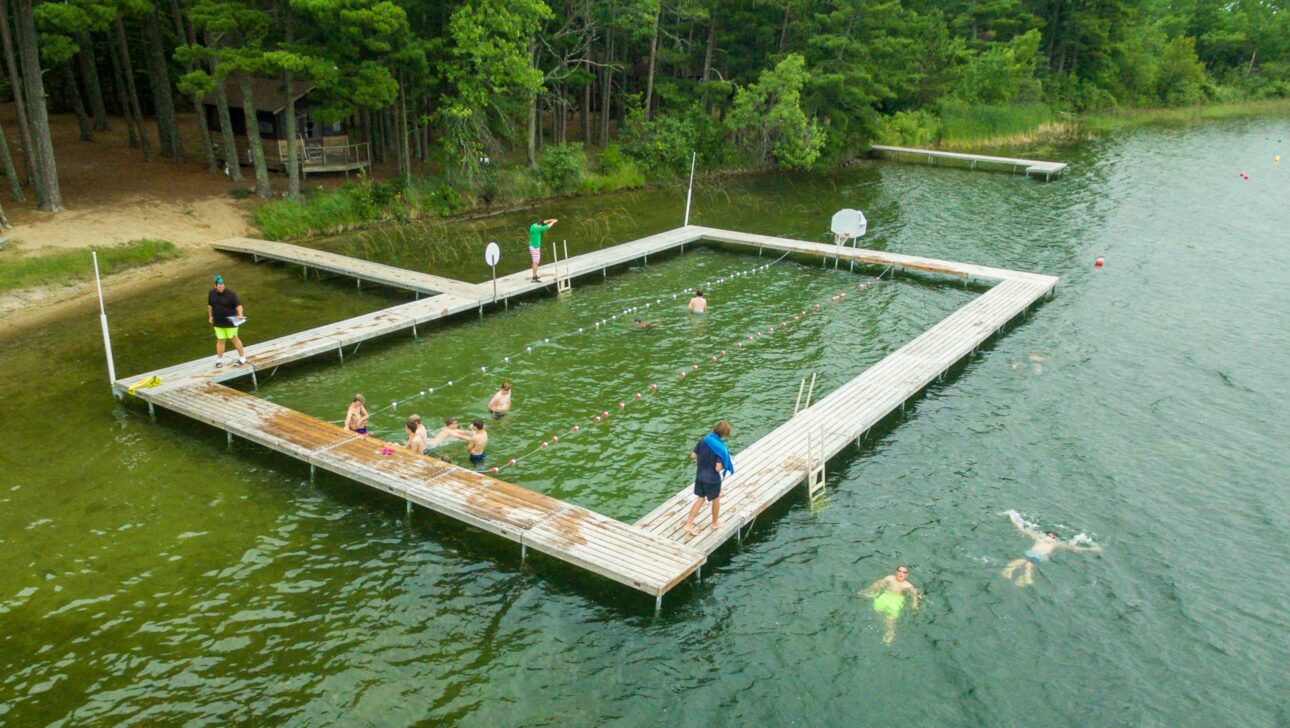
[683,151,696,227]
[93,252,119,396]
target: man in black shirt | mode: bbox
[207,275,247,368]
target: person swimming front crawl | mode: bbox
[1001,511,1101,587]
[863,566,921,645]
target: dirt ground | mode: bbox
[0,102,383,335]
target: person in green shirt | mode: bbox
[528,218,558,282]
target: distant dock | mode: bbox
[870,144,1068,180]
[118,226,1057,608]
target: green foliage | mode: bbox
[620,101,722,179]
[0,240,180,293]
[538,143,586,194]
[874,110,940,147]
[727,54,824,170]
[955,29,1043,104]
[1157,37,1209,105]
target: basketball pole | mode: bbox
[683,152,696,227]
[93,251,120,398]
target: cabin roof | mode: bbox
[202,77,316,115]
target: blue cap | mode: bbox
[214,275,224,285]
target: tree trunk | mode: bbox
[0,120,23,201]
[107,28,140,148]
[778,1,790,51]
[581,76,590,143]
[65,64,95,141]
[13,0,62,211]
[644,8,660,121]
[527,42,538,168]
[599,29,613,146]
[701,17,717,114]
[76,32,109,131]
[142,9,182,160]
[0,0,35,184]
[397,72,411,184]
[238,72,271,197]
[170,0,215,171]
[0,198,9,228]
[213,74,241,179]
[284,72,300,199]
[116,18,153,162]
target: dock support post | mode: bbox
[310,463,316,482]
[602,268,607,280]
[521,543,528,561]
[406,500,412,516]
[696,565,702,582]
[338,346,344,363]
[412,323,417,339]
[227,431,233,448]
[643,254,648,266]
[478,304,483,319]
[356,278,361,290]
[147,401,155,417]
[250,369,259,389]
[655,595,662,614]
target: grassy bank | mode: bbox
[253,144,646,241]
[0,239,180,293]
[1081,98,1290,133]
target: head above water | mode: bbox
[500,382,511,391]
[712,420,732,438]
[1044,530,1059,540]
[409,414,422,425]
[695,289,704,297]
[352,394,365,404]
[444,417,458,427]
[472,418,485,430]
[895,565,910,580]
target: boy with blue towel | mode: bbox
[684,420,734,536]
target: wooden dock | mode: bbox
[119,226,1057,605]
[870,144,1068,180]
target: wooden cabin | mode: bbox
[202,78,369,175]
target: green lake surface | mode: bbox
[2,119,1288,725]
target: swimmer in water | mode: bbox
[426,417,471,449]
[863,566,921,644]
[487,382,512,419]
[405,417,428,454]
[467,418,488,467]
[1001,511,1101,587]
[687,289,707,315]
[632,318,657,329]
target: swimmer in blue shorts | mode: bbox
[687,289,707,315]
[1002,511,1101,587]
[467,418,488,467]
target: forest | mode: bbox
[0,0,1287,227]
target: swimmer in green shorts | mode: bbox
[1001,511,1102,587]
[863,565,921,644]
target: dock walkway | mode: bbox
[120,226,1057,604]
[870,145,1068,180]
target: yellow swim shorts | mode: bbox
[213,326,239,340]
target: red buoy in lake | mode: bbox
[1095,257,1105,267]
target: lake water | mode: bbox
[2,118,1288,725]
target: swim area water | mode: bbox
[2,117,1289,724]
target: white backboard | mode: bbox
[830,209,867,240]
[484,242,501,267]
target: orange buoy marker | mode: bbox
[1095,257,1105,267]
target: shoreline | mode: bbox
[5,99,1289,337]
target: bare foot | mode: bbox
[683,524,699,536]
[710,520,723,530]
